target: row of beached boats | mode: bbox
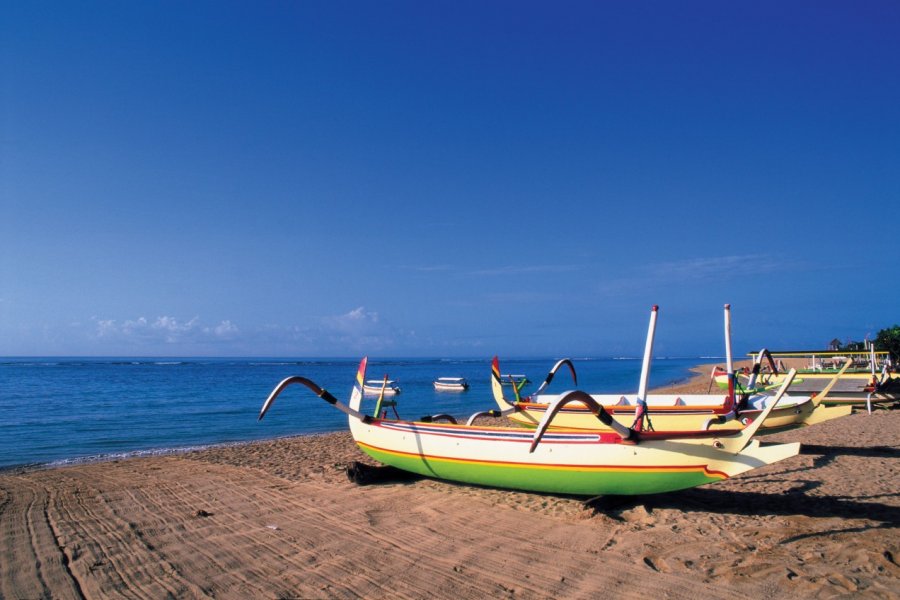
[709,347,899,412]
[258,305,896,497]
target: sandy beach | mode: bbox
[2,364,898,599]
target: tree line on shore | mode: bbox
[838,325,900,363]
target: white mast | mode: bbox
[724,303,733,376]
[636,305,658,402]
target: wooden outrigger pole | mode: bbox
[814,358,852,406]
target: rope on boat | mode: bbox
[631,399,655,432]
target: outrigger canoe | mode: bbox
[433,377,469,391]
[258,357,800,496]
[494,358,851,433]
[363,379,401,395]
[493,306,850,433]
[710,348,899,407]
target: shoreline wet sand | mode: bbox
[2,364,898,599]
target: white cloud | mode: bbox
[93,316,238,345]
[397,264,454,272]
[88,307,408,354]
[595,254,805,294]
[309,306,405,352]
[645,255,795,280]
[209,320,239,338]
[395,264,582,277]
[468,264,581,276]
[321,307,380,334]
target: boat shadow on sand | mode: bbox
[586,442,899,537]
[346,461,423,486]
[346,442,899,540]
[771,443,899,475]
[586,484,899,524]
[799,443,897,459]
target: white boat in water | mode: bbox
[363,379,401,395]
[433,377,469,391]
[501,374,529,387]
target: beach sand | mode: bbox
[2,365,898,599]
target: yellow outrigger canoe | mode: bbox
[491,306,850,433]
[710,348,899,407]
[258,357,800,497]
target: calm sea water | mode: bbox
[0,356,718,469]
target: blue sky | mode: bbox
[2,2,898,357]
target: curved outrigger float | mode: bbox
[493,306,851,434]
[258,356,800,496]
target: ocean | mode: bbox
[0,356,719,469]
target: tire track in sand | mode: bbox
[37,468,210,600]
[0,477,83,600]
[4,454,767,600]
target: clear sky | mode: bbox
[2,2,898,358]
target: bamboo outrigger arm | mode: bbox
[464,409,504,426]
[531,358,578,397]
[716,368,797,453]
[420,414,458,424]
[530,390,637,452]
[529,371,799,454]
[811,358,853,406]
[702,414,730,430]
[746,348,779,389]
[491,356,579,413]
[258,376,371,423]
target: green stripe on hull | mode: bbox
[358,444,724,496]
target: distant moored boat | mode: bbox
[501,374,529,388]
[363,379,401,395]
[433,377,469,391]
